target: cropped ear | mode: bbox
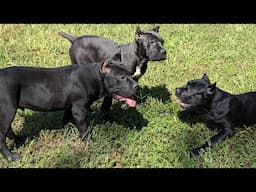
[135,26,141,33]
[151,26,160,33]
[111,53,121,61]
[201,73,210,83]
[135,26,144,41]
[100,59,111,74]
[206,82,217,95]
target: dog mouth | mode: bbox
[114,94,136,107]
[161,54,167,59]
[179,102,192,109]
[151,56,166,61]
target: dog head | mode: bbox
[175,74,217,109]
[100,54,138,107]
[135,26,167,61]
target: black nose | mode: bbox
[161,49,167,55]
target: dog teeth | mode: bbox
[180,102,191,109]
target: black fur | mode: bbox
[59,26,166,118]
[0,56,138,161]
[176,74,256,157]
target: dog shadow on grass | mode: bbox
[135,84,172,104]
[13,84,170,147]
[107,84,172,129]
[109,83,172,118]
[177,109,218,131]
[177,110,206,127]
[108,105,148,130]
[13,106,148,147]
[12,111,65,147]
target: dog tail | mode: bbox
[58,31,76,43]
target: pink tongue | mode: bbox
[115,95,136,107]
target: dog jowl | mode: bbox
[58,26,166,119]
[0,54,138,161]
[176,74,256,157]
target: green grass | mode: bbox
[0,24,256,168]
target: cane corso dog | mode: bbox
[176,74,256,157]
[0,54,138,161]
[58,26,166,118]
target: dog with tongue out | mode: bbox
[0,53,138,161]
[61,53,138,132]
[115,95,136,107]
[98,54,138,110]
[59,26,167,120]
[70,53,138,121]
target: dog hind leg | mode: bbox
[0,106,21,161]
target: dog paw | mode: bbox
[10,135,27,148]
[189,148,202,158]
[79,134,95,144]
[63,123,71,136]
[9,153,22,161]
[89,137,96,143]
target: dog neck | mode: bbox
[96,64,110,97]
[121,41,148,61]
[118,42,149,79]
[77,64,106,98]
[134,41,148,61]
[207,88,232,110]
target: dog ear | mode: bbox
[201,73,210,83]
[151,26,160,33]
[135,26,141,33]
[206,82,217,95]
[111,53,121,61]
[135,26,144,41]
[100,59,111,74]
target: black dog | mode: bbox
[0,55,138,161]
[58,26,166,117]
[176,74,256,157]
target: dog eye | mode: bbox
[120,76,125,80]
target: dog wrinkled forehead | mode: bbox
[144,31,163,42]
[185,79,209,91]
[188,79,209,86]
[110,64,133,76]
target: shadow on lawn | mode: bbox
[136,84,172,104]
[12,111,64,147]
[108,84,172,129]
[13,107,148,147]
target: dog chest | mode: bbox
[132,64,143,80]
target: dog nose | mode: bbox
[175,88,180,94]
[161,49,167,55]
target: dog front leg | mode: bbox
[179,106,209,118]
[63,109,74,136]
[190,125,234,157]
[71,101,92,142]
[99,96,113,122]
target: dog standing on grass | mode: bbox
[0,54,138,161]
[176,74,256,157]
[58,26,167,119]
